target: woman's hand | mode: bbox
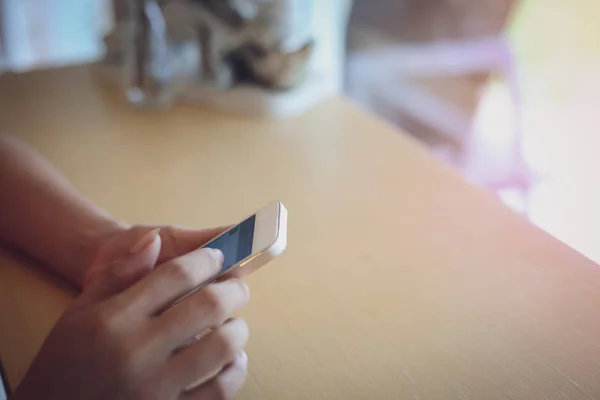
[85,225,230,287]
[14,231,250,400]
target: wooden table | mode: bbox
[2,67,600,400]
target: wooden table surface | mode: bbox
[2,67,600,400]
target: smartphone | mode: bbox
[202,201,287,280]
[166,201,287,310]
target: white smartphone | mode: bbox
[201,201,287,280]
[167,201,287,310]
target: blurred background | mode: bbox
[346,0,600,264]
[1,0,599,264]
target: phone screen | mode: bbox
[202,215,256,273]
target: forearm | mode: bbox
[0,134,127,286]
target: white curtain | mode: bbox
[0,0,112,73]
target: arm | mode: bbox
[0,134,126,286]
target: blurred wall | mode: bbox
[350,0,516,42]
[347,0,519,153]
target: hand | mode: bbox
[14,231,250,400]
[85,225,230,287]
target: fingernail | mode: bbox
[210,248,224,263]
[130,228,161,254]
[239,281,250,298]
[237,351,248,366]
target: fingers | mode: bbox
[180,351,248,400]
[80,230,161,304]
[120,247,224,315]
[159,226,232,263]
[168,318,249,392]
[154,279,250,347]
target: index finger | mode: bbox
[117,247,224,316]
[159,226,233,263]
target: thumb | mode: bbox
[81,229,162,304]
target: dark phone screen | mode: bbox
[202,215,256,273]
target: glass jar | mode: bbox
[99,0,353,116]
[124,0,179,109]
